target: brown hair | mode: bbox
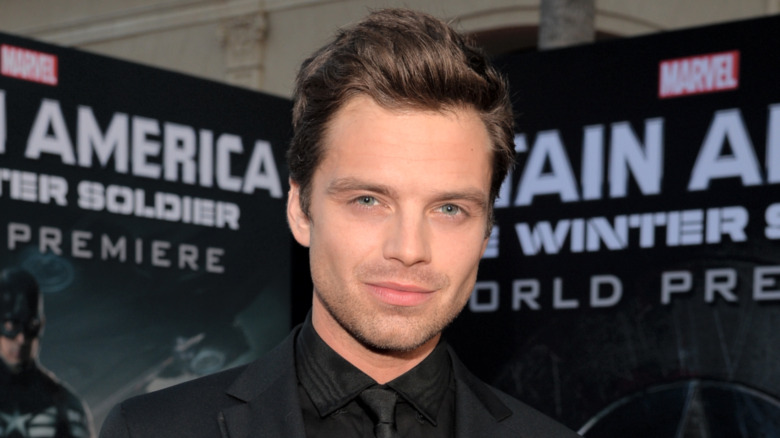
[287,8,514,226]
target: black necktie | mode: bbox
[360,387,400,438]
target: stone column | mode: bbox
[219,12,267,89]
[538,0,595,50]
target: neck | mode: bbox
[311,302,439,384]
[0,359,25,376]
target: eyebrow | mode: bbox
[326,177,489,212]
[326,177,397,198]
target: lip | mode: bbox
[365,281,436,307]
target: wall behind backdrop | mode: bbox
[1,0,777,97]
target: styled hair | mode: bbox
[287,8,515,225]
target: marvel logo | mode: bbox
[1,44,58,86]
[659,50,739,98]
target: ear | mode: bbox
[287,179,311,247]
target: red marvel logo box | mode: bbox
[1,44,58,86]
[659,50,739,98]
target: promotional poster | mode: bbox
[0,32,292,430]
[447,14,780,436]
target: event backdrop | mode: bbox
[5,11,780,438]
[447,14,780,436]
[0,32,292,428]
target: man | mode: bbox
[100,8,580,437]
[0,267,95,438]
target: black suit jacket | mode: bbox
[100,326,580,437]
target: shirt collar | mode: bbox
[295,313,452,425]
[385,337,451,425]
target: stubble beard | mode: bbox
[313,263,470,353]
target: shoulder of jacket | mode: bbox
[448,346,582,437]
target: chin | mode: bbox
[360,335,433,354]
[352,319,443,353]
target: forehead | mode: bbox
[319,96,492,179]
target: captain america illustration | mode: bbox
[0,268,94,438]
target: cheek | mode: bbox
[437,234,485,286]
[309,223,359,278]
[313,213,378,256]
[436,228,486,262]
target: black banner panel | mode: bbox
[0,33,292,427]
[447,15,780,436]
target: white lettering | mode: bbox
[688,109,762,190]
[581,125,604,200]
[7,222,31,250]
[76,181,239,229]
[72,231,93,258]
[515,206,747,255]
[591,275,622,307]
[132,116,162,179]
[609,118,664,197]
[705,268,738,303]
[206,248,225,273]
[754,266,780,301]
[164,122,197,184]
[216,134,243,192]
[767,104,780,183]
[151,240,172,267]
[101,235,127,262]
[765,203,780,239]
[26,99,75,164]
[242,140,282,198]
[515,130,579,206]
[659,51,739,98]
[39,226,62,255]
[553,277,579,309]
[512,279,541,310]
[1,45,58,85]
[77,106,129,173]
[199,130,214,187]
[178,244,199,270]
[0,169,68,206]
[469,281,500,312]
[661,271,692,305]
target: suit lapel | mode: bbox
[219,327,307,438]
[449,347,514,438]
[455,382,494,438]
[220,375,306,438]
[450,347,583,438]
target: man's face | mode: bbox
[288,95,492,353]
[0,321,39,372]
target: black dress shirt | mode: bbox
[295,315,455,437]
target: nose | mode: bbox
[382,210,431,266]
[14,332,26,343]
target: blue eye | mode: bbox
[440,204,461,215]
[355,196,377,206]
